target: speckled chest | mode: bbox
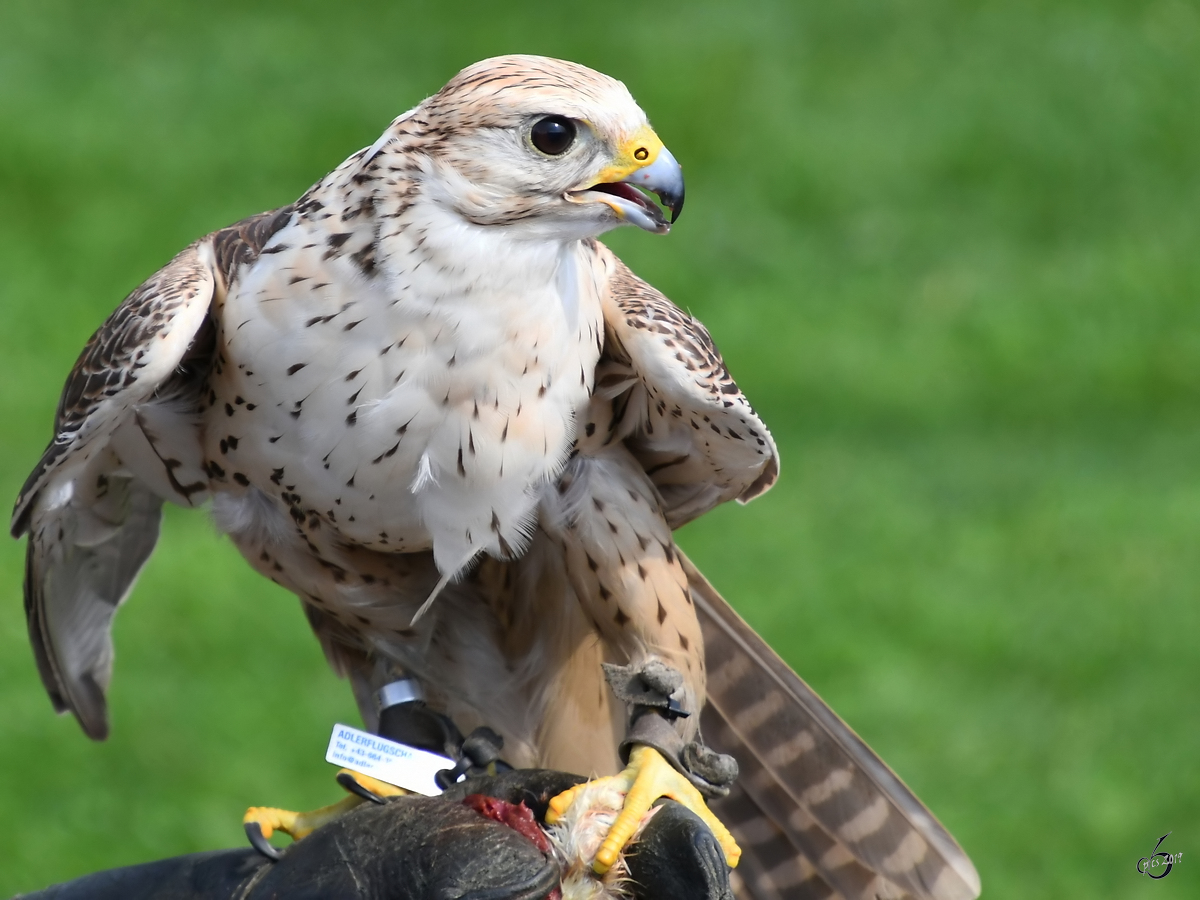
[200,210,606,560]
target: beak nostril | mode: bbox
[633,147,649,161]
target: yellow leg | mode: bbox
[243,769,409,845]
[337,770,409,800]
[244,794,363,842]
[547,745,741,874]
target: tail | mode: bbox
[682,553,981,900]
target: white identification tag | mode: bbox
[325,723,452,796]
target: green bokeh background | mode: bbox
[1,1,1197,896]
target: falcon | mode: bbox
[12,56,980,899]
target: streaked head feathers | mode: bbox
[365,55,683,237]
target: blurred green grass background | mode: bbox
[2,0,1198,896]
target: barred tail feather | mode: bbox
[682,553,980,900]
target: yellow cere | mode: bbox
[592,123,664,185]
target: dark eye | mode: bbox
[531,116,576,155]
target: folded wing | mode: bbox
[594,246,778,529]
[10,207,292,739]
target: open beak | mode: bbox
[567,126,685,234]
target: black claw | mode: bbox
[244,821,283,861]
[337,770,387,804]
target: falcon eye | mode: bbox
[531,116,576,156]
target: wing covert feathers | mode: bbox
[684,554,980,900]
[11,243,217,536]
[596,248,779,528]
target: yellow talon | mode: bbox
[549,745,741,875]
[242,769,409,848]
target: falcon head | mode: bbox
[374,55,685,240]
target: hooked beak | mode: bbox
[567,126,685,234]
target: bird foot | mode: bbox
[243,769,408,858]
[546,745,740,874]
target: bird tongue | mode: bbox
[590,182,667,222]
[590,182,645,204]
